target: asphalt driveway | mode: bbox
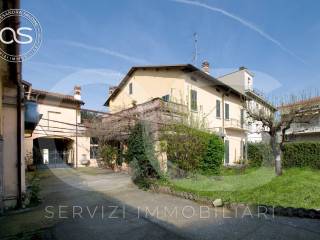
[0,168,319,240]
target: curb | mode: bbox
[150,184,320,219]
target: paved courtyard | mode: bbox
[0,168,319,240]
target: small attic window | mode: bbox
[162,94,170,102]
[129,83,133,95]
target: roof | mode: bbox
[21,80,32,87]
[104,64,248,106]
[217,67,255,79]
[245,89,277,112]
[31,88,85,105]
[278,96,320,110]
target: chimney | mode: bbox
[74,85,81,101]
[239,66,247,71]
[201,60,210,74]
[108,86,117,97]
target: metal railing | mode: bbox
[224,118,247,130]
[286,124,320,134]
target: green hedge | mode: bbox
[201,135,224,174]
[247,143,273,167]
[161,124,224,175]
[282,142,320,169]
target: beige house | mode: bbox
[105,63,253,165]
[24,86,97,169]
[217,67,277,143]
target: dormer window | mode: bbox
[162,94,170,102]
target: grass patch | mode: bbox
[158,167,320,209]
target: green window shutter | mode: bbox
[225,103,230,120]
[216,99,221,118]
[129,83,133,94]
[190,90,197,111]
[240,109,244,128]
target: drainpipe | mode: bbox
[10,0,23,208]
[75,109,78,168]
[222,93,225,136]
[16,74,22,209]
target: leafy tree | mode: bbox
[245,91,320,175]
[99,144,118,166]
[127,121,159,183]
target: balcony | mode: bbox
[224,118,247,131]
[286,124,320,135]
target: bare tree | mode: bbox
[245,90,320,176]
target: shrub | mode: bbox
[247,143,273,167]
[99,144,118,166]
[200,135,224,174]
[282,142,320,169]
[25,172,41,207]
[127,122,160,184]
[161,123,223,175]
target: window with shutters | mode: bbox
[225,103,230,120]
[190,90,197,111]
[216,99,221,118]
[129,83,133,95]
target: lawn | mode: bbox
[158,168,320,209]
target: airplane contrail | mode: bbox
[172,0,306,64]
[63,40,149,65]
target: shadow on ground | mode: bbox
[0,168,319,240]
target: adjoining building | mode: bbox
[24,86,98,169]
[217,66,277,143]
[0,0,25,210]
[279,96,320,142]
[104,62,276,166]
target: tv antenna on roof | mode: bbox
[192,32,198,66]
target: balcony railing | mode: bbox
[224,118,247,130]
[286,124,320,134]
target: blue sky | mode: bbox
[22,0,320,110]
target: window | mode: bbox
[216,99,221,118]
[162,94,170,102]
[225,103,230,120]
[90,137,99,159]
[190,90,197,111]
[129,82,133,95]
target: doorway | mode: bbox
[33,137,74,168]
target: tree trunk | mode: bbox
[275,152,282,176]
[270,134,282,176]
